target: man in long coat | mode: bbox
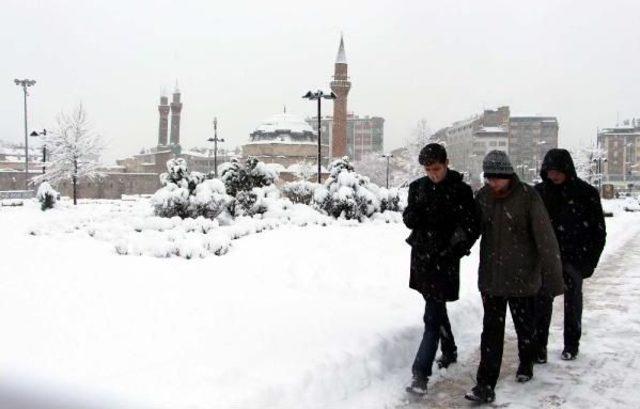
[403,143,480,395]
[534,149,607,362]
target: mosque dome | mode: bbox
[250,113,316,143]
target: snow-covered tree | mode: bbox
[313,157,401,221]
[352,153,388,186]
[282,180,320,204]
[571,145,607,185]
[36,181,59,211]
[292,160,315,181]
[33,104,105,205]
[152,158,233,219]
[219,157,277,197]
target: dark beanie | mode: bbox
[483,150,514,178]
[418,143,447,165]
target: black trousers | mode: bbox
[476,294,535,389]
[412,296,457,378]
[535,264,583,353]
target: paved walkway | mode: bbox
[397,230,640,408]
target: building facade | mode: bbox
[597,119,640,185]
[306,114,384,161]
[242,112,329,169]
[439,106,557,186]
[509,116,559,182]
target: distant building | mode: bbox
[306,114,385,161]
[0,144,42,172]
[597,118,640,185]
[438,106,558,185]
[116,85,232,176]
[509,116,559,181]
[242,112,329,181]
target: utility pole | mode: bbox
[207,117,225,177]
[14,78,36,188]
[381,153,394,188]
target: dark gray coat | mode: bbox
[475,178,564,297]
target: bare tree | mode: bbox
[33,104,106,205]
[293,160,315,181]
[571,144,606,184]
[389,118,434,186]
[352,153,387,186]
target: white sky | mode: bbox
[1,0,639,163]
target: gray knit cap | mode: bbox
[482,150,514,177]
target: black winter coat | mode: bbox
[534,149,607,278]
[403,170,481,301]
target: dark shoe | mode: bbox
[464,385,495,403]
[561,349,579,360]
[436,352,458,369]
[534,347,547,364]
[516,362,533,383]
[405,376,428,396]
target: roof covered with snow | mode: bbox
[254,113,315,135]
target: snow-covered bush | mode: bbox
[282,180,320,205]
[232,185,282,217]
[152,158,234,219]
[368,185,404,213]
[188,179,234,220]
[220,157,278,197]
[313,157,404,221]
[36,181,59,211]
[152,183,190,218]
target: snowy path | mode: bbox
[392,226,640,408]
[1,201,638,408]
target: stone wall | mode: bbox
[0,171,161,200]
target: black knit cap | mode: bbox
[418,143,447,165]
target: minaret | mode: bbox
[157,95,170,146]
[169,84,183,146]
[330,35,351,158]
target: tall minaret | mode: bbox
[330,35,351,158]
[157,95,170,146]
[169,84,183,146]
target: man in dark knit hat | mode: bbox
[465,150,564,403]
[533,149,606,362]
[403,143,480,396]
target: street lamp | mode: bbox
[14,78,36,188]
[593,156,608,196]
[381,153,394,188]
[207,117,225,177]
[303,90,336,183]
[30,129,47,174]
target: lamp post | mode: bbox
[14,78,36,188]
[593,156,608,196]
[303,90,336,183]
[30,129,47,174]
[207,117,225,177]
[381,153,394,188]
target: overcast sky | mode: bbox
[2,0,639,163]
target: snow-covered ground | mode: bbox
[0,198,638,408]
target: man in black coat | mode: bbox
[534,149,607,362]
[402,143,480,395]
